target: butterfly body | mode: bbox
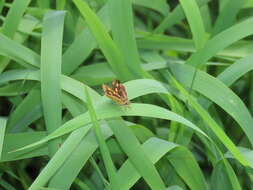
[102,80,130,105]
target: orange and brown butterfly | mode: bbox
[102,80,130,105]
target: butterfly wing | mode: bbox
[103,80,130,105]
[112,80,120,91]
[102,84,126,105]
[112,80,129,104]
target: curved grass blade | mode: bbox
[40,10,65,156]
[134,0,169,16]
[170,63,253,148]
[49,130,206,190]
[0,0,4,13]
[186,17,253,67]
[62,4,109,75]
[0,33,40,68]
[107,119,166,190]
[44,92,92,190]
[218,54,253,86]
[0,118,7,160]
[27,127,90,190]
[9,102,209,154]
[154,0,209,33]
[49,126,113,190]
[178,0,206,98]
[137,33,253,58]
[0,0,31,73]
[167,147,208,190]
[7,86,42,133]
[108,0,144,78]
[73,0,132,80]
[211,160,242,190]
[212,0,245,36]
[170,75,250,167]
[112,137,207,190]
[179,0,206,50]
[0,81,35,96]
[84,87,120,190]
[1,132,47,162]
[2,0,31,38]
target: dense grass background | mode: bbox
[1,0,253,189]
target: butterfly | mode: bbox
[102,80,130,105]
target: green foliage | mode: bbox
[0,0,253,189]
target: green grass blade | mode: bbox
[212,0,245,35]
[186,17,253,66]
[41,11,65,156]
[0,0,31,73]
[84,87,120,190]
[211,160,242,190]
[56,0,66,10]
[134,0,169,16]
[218,54,253,86]
[170,63,253,148]
[7,87,42,133]
[107,119,166,190]
[9,102,209,154]
[154,0,209,33]
[112,137,207,190]
[40,187,62,190]
[137,32,253,58]
[62,4,109,75]
[0,33,40,68]
[168,147,208,190]
[170,76,249,167]
[179,0,206,50]
[1,132,47,162]
[0,69,100,103]
[108,0,144,78]
[111,137,177,189]
[0,81,35,96]
[0,118,7,160]
[37,0,50,9]
[27,127,90,190]
[0,178,17,190]
[49,125,113,190]
[0,0,4,13]
[73,0,132,80]
[2,0,31,38]
[45,92,90,190]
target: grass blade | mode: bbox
[108,0,144,78]
[7,87,42,133]
[62,4,109,75]
[84,87,120,190]
[27,127,90,190]
[9,102,210,156]
[73,0,132,80]
[179,0,206,50]
[170,63,253,148]
[170,75,249,167]
[0,117,7,160]
[154,0,209,33]
[2,0,31,38]
[49,125,113,190]
[187,17,253,66]
[0,0,31,73]
[212,0,244,35]
[41,10,65,156]
[107,119,166,190]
